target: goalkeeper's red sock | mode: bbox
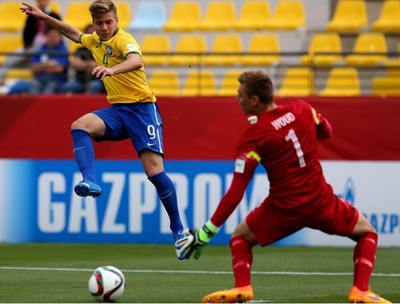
[230,236,253,288]
[353,231,378,291]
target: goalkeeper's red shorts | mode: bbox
[246,185,359,247]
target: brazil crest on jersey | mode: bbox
[80,28,156,104]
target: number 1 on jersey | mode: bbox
[285,128,306,168]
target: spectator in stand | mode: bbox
[62,24,106,94]
[29,27,69,94]
[0,0,61,85]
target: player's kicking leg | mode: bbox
[71,129,102,198]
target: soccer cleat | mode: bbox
[173,230,194,260]
[202,285,254,303]
[349,286,391,303]
[74,180,102,198]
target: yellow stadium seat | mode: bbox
[5,68,33,82]
[140,35,171,66]
[234,0,270,31]
[0,2,26,32]
[181,70,217,96]
[115,2,132,30]
[242,34,280,66]
[64,2,92,32]
[203,34,243,66]
[372,76,400,96]
[169,35,207,66]
[149,70,180,96]
[218,70,243,96]
[326,0,368,33]
[276,68,313,96]
[0,35,23,65]
[372,0,400,32]
[300,33,343,66]
[48,1,61,15]
[163,1,202,32]
[385,42,400,76]
[345,33,388,66]
[264,0,306,31]
[319,68,361,96]
[198,1,236,31]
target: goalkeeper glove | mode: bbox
[186,221,218,260]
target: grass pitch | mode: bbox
[0,243,399,303]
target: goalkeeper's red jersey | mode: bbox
[211,99,333,227]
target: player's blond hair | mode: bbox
[89,0,117,19]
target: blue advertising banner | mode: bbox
[2,159,398,246]
[2,160,305,245]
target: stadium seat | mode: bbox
[345,33,388,66]
[0,2,26,32]
[371,0,400,33]
[372,76,400,96]
[264,0,306,31]
[128,1,167,32]
[242,34,281,66]
[169,35,207,66]
[163,1,202,32]
[4,68,33,82]
[233,0,270,31]
[385,42,400,76]
[275,68,313,96]
[64,2,92,31]
[148,70,180,96]
[140,35,171,66]
[300,33,343,66]
[218,70,243,96]
[181,70,217,96]
[114,2,132,30]
[49,1,62,15]
[0,35,23,65]
[198,1,236,31]
[319,68,361,96]
[203,34,243,66]
[326,0,368,33]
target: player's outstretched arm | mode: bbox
[20,2,82,43]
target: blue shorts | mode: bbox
[93,102,164,156]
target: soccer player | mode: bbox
[186,71,391,303]
[20,0,192,260]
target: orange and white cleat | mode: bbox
[202,285,254,303]
[349,286,391,303]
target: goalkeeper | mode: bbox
[185,71,390,304]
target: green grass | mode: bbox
[0,244,399,303]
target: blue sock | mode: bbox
[71,129,96,183]
[149,171,183,234]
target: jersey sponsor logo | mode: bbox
[271,112,296,130]
[234,158,245,173]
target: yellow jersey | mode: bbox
[80,28,156,104]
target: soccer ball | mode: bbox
[88,265,125,302]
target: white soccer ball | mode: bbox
[88,265,126,302]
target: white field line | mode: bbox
[0,266,399,277]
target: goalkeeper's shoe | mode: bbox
[74,180,102,198]
[202,285,253,303]
[173,230,194,260]
[349,286,391,303]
